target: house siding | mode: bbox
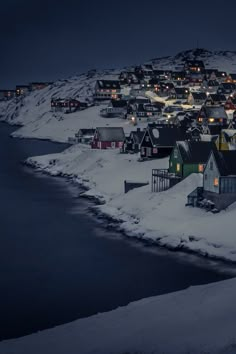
[183,164,201,178]
[203,153,220,194]
[220,177,236,193]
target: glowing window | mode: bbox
[176,163,181,172]
[198,164,204,172]
[214,178,219,186]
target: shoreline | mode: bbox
[24,157,236,267]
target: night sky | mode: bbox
[1,0,236,88]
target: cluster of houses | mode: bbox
[0,82,53,101]
[73,58,236,212]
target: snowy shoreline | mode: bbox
[24,149,236,265]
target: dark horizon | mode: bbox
[1,0,236,88]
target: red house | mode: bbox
[225,97,236,110]
[91,127,125,149]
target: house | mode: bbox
[205,69,218,80]
[140,124,187,159]
[224,96,236,110]
[51,98,87,113]
[100,99,127,118]
[15,85,30,96]
[171,87,189,100]
[0,89,15,100]
[153,70,171,80]
[94,80,121,100]
[30,82,53,91]
[184,60,205,73]
[134,103,161,121]
[188,92,207,106]
[91,127,125,149]
[215,71,227,81]
[225,74,236,84]
[158,82,175,97]
[202,150,236,209]
[197,105,228,125]
[169,140,214,179]
[215,129,236,151]
[206,94,226,106]
[186,126,202,141]
[119,71,139,85]
[123,128,145,153]
[217,82,235,95]
[75,129,95,144]
[171,71,186,82]
[200,125,222,142]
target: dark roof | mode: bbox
[213,150,236,176]
[96,127,125,141]
[230,74,236,80]
[130,129,145,144]
[191,92,207,100]
[185,60,205,68]
[96,80,120,90]
[177,141,214,164]
[221,82,235,89]
[202,105,228,119]
[209,94,226,102]
[207,80,219,87]
[110,99,127,108]
[146,125,187,147]
[78,129,95,135]
[174,87,189,94]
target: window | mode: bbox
[145,136,149,142]
[214,177,219,187]
[174,148,178,158]
[210,161,213,170]
[111,142,116,148]
[205,174,208,180]
[176,163,181,172]
[198,164,204,172]
[153,148,158,154]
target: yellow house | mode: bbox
[215,129,236,151]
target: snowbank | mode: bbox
[1,277,236,354]
[26,145,236,262]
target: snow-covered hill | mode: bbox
[147,48,236,72]
[1,48,236,142]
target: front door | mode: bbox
[147,147,152,157]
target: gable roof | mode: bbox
[144,125,187,147]
[96,80,120,90]
[201,105,228,119]
[208,94,226,102]
[221,129,236,141]
[174,87,189,95]
[176,141,215,164]
[130,129,145,144]
[212,150,236,176]
[96,127,125,141]
[191,92,207,100]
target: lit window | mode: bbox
[214,177,219,186]
[209,118,215,123]
[198,117,203,122]
[198,164,204,172]
[176,163,181,172]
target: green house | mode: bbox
[169,140,215,178]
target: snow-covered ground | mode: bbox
[1,276,236,354]
[26,145,236,262]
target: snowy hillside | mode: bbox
[0,69,122,142]
[148,48,236,72]
[1,48,236,142]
